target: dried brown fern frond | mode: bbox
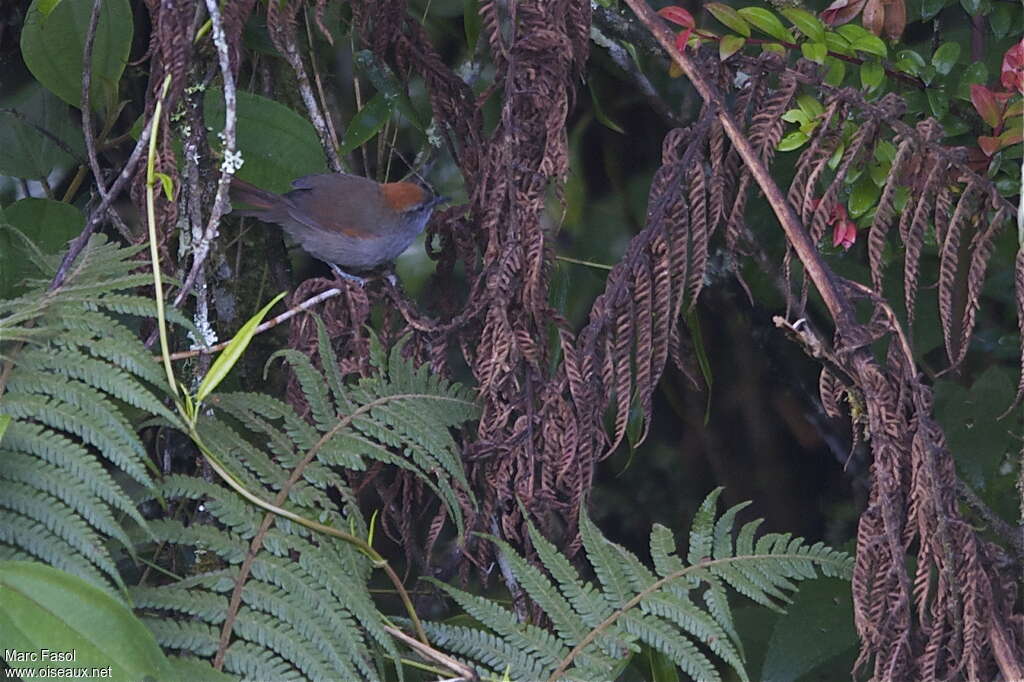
[936,179,983,368]
[1006,248,1024,416]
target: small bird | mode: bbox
[230,173,447,283]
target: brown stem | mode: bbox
[622,0,855,331]
[79,0,133,242]
[48,119,154,292]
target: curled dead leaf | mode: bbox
[820,0,868,26]
[863,0,885,36]
[883,0,906,41]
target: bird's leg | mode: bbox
[328,263,367,287]
[380,266,399,287]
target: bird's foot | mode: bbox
[329,264,367,287]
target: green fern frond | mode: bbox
[135,339,479,680]
[205,338,478,531]
[421,621,556,680]
[0,236,180,600]
[141,617,220,656]
[427,487,853,681]
[268,349,336,430]
[314,317,351,413]
[136,477,385,681]
[0,511,117,595]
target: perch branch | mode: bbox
[165,286,346,360]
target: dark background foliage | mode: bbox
[0,0,1021,678]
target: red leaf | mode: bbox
[658,6,695,28]
[832,220,857,250]
[820,0,868,26]
[978,135,1002,157]
[674,27,694,53]
[1001,38,1024,93]
[971,84,1002,128]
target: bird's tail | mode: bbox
[229,177,279,217]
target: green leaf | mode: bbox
[0,561,171,679]
[874,140,897,163]
[0,414,10,443]
[760,579,857,682]
[646,646,683,682]
[835,24,872,42]
[195,292,287,404]
[823,57,846,86]
[927,88,949,119]
[353,50,428,134]
[590,83,625,134]
[20,0,133,110]
[0,198,83,298]
[737,7,795,42]
[959,0,982,15]
[781,8,825,42]
[205,88,328,194]
[797,95,825,119]
[154,172,174,201]
[869,162,889,187]
[719,34,747,60]
[801,41,828,64]
[0,84,85,178]
[163,657,236,682]
[895,49,926,76]
[778,130,809,151]
[920,0,947,20]
[931,42,961,75]
[828,142,845,170]
[782,109,811,126]
[860,61,884,90]
[942,117,971,137]
[848,175,881,217]
[706,3,751,36]
[934,367,1016,489]
[464,0,481,49]
[850,35,887,58]
[339,92,395,156]
[824,31,853,57]
[988,3,1017,38]
[957,62,988,99]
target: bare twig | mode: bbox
[304,9,340,155]
[165,286,346,360]
[590,23,687,129]
[955,479,1024,562]
[270,8,343,172]
[172,0,240,308]
[384,625,479,682]
[78,0,133,243]
[48,116,154,291]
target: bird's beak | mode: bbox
[424,195,450,211]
